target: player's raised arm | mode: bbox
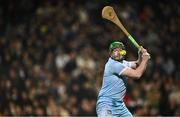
[121,47,150,79]
[126,47,143,69]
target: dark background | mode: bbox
[0,0,179,116]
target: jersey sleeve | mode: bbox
[112,62,128,75]
[123,60,136,68]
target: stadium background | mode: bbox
[0,0,179,116]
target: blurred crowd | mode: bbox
[0,0,179,116]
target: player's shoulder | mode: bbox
[107,58,119,64]
[107,58,124,66]
[122,60,130,67]
[122,60,128,64]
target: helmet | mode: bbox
[109,41,125,53]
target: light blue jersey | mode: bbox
[96,58,133,117]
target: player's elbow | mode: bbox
[122,68,143,80]
[126,72,142,80]
[133,72,143,79]
[134,76,141,79]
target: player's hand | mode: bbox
[142,51,150,61]
[139,46,147,54]
[139,46,150,61]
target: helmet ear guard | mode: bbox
[120,50,126,56]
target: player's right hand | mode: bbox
[139,46,150,60]
[139,46,147,54]
[138,46,150,62]
[142,52,150,61]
